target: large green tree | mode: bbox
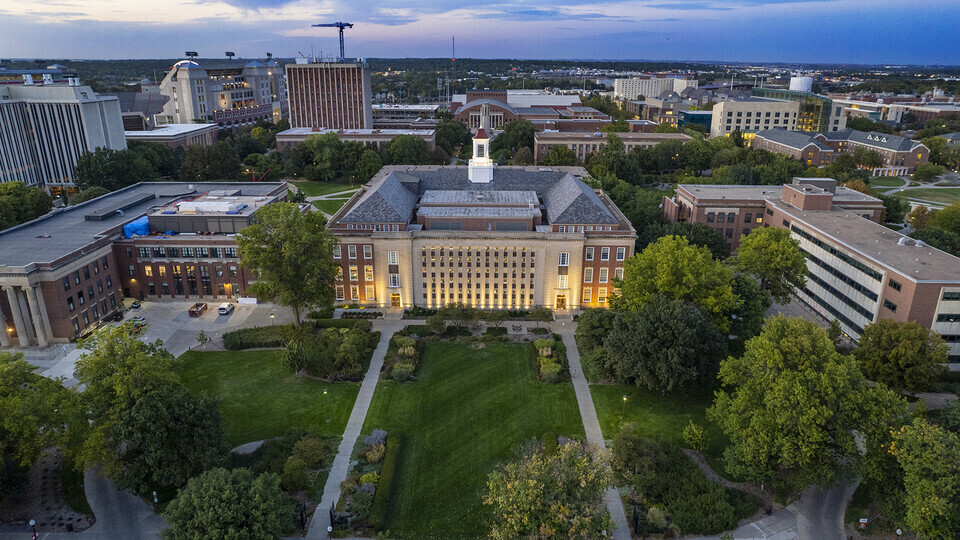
[853,320,948,393]
[934,200,960,234]
[611,235,737,332]
[75,147,158,191]
[483,441,613,539]
[115,384,228,495]
[602,297,727,392]
[890,420,960,538]
[389,134,431,164]
[489,119,535,156]
[708,316,906,490]
[162,468,291,539]
[734,227,807,304]
[74,324,177,476]
[236,203,339,325]
[0,181,53,231]
[635,222,729,259]
[728,275,772,353]
[541,145,578,166]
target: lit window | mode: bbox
[348,266,357,281]
[350,285,360,300]
[388,251,399,265]
[365,285,375,300]
[558,275,568,289]
[598,288,607,303]
[582,288,592,302]
[584,268,593,283]
[364,266,374,281]
[335,285,345,300]
[599,268,608,283]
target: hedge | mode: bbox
[313,319,360,329]
[368,433,403,530]
[223,325,293,350]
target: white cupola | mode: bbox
[468,127,494,183]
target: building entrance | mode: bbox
[390,293,401,308]
[555,295,566,310]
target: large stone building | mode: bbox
[533,131,691,163]
[0,83,126,194]
[751,88,846,133]
[0,182,289,347]
[325,131,637,311]
[156,59,288,129]
[753,128,929,175]
[286,60,373,130]
[710,98,801,138]
[275,127,436,152]
[451,90,584,132]
[613,74,698,100]
[663,178,960,366]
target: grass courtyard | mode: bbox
[362,341,584,539]
[178,350,360,447]
[868,176,907,188]
[311,198,350,214]
[292,180,359,197]
[893,187,960,205]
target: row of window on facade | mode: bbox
[558,248,626,265]
[556,225,616,232]
[66,275,114,312]
[333,245,378,259]
[706,212,763,225]
[143,281,240,298]
[131,264,239,297]
[344,224,401,231]
[70,292,119,333]
[61,255,110,291]
[129,246,238,259]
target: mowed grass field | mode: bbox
[893,187,960,205]
[178,350,360,447]
[291,181,359,197]
[868,176,907,188]
[311,198,350,214]
[362,341,584,539]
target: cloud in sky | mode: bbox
[1,0,958,64]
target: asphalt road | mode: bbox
[796,479,859,540]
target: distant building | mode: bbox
[533,131,691,163]
[0,83,126,194]
[275,128,436,152]
[754,128,929,175]
[451,90,585,132]
[710,98,800,139]
[286,61,373,130]
[751,88,846,133]
[678,110,713,131]
[155,59,288,129]
[106,91,171,130]
[124,124,218,149]
[663,178,960,367]
[0,65,78,86]
[613,74,698,100]
[371,104,441,122]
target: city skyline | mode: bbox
[2,0,959,65]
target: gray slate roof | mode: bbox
[755,129,833,151]
[340,167,618,225]
[818,128,923,152]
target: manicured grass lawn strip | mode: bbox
[871,187,895,194]
[591,384,732,475]
[893,187,960,205]
[362,341,584,539]
[62,462,92,515]
[868,176,907,188]
[311,198,349,214]
[178,350,360,447]
[292,181,359,197]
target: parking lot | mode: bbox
[37,299,294,385]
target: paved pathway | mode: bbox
[796,479,858,540]
[554,322,632,540]
[305,319,405,539]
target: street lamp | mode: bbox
[620,395,627,428]
[323,388,329,422]
[29,519,37,538]
[270,312,275,326]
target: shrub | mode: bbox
[392,363,414,382]
[534,338,555,356]
[682,421,708,452]
[242,429,307,476]
[340,477,357,495]
[647,507,668,530]
[369,434,402,530]
[538,356,556,367]
[281,457,311,492]
[223,325,292,350]
[393,336,416,349]
[485,327,508,336]
[342,311,382,319]
[313,318,359,329]
[366,443,385,464]
[359,472,380,485]
[292,436,335,469]
[307,306,335,319]
[364,429,388,447]
[540,362,562,383]
[403,306,437,318]
[349,490,374,520]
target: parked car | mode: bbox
[130,300,142,309]
[188,303,207,317]
[131,316,146,326]
[218,303,235,316]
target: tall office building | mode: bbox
[286,60,373,130]
[155,59,288,129]
[0,83,126,194]
[613,74,698,100]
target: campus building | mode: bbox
[325,130,637,311]
[753,128,929,175]
[750,88,846,133]
[286,60,373,130]
[663,178,960,365]
[710,98,800,138]
[451,90,585,132]
[0,182,289,347]
[155,59,288,129]
[124,124,219,149]
[613,74,698,100]
[533,131,691,163]
[0,83,126,194]
[274,127,436,152]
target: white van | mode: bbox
[218,303,235,315]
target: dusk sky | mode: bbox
[2,0,958,64]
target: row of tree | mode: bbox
[907,199,960,257]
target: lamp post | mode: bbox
[29,519,37,539]
[620,395,627,428]
[323,388,328,422]
[270,312,275,326]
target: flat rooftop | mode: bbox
[535,132,692,141]
[0,182,287,269]
[277,128,434,137]
[773,201,960,283]
[125,124,217,138]
[677,184,880,204]
[420,190,538,206]
[149,193,278,218]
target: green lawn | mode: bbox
[893,187,960,205]
[868,176,907,188]
[591,384,731,474]
[292,181,359,197]
[178,350,360,447]
[311,198,349,214]
[362,341,584,539]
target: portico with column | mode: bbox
[0,283,53,348]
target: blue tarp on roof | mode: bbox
[123,216,149,238]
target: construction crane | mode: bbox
[312,22,354,59]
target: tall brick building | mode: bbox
[286,61,372,130]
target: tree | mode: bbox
[728,275,772,352]
[526,306,553,329]
[74,324,178,475]
[906,205,934,231]
[483,310,509,329]
[352,149,382,183]
[483,441,613,540]
[388,134,430,165]
[934,200,960,234]
[573,308,618,353]
[635,222,729,260]
[334,332,366,377]
[601,119,629,133]
[75,147,158,191]
[434,119,472,154]
[602,297,727,392]
[490,119,535,156]
[162,468,291,539]
[890,420,960,538]
[914,163,946,182]
[612,236,737,332]
[878,194,910,224]
[708,316,907,490]
[426,313,446,336]
[236,203,339,326]
[0,181,53,231]
[438,302,476,329]
[115,384,227,494]
[853,320,948,393]
[0,352,76,472]
[512,146,534,166]
[541,144,578,166]
[195,330,210,350]
[911,228,960,257]
[179,142,240,181]
[735,227,807,305]
[71,186,110,205]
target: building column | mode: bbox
[0,298,10,348]
[32,286,53,342]
[26,286,49,347]
[16,287,36,343]
[4,286,31,347]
